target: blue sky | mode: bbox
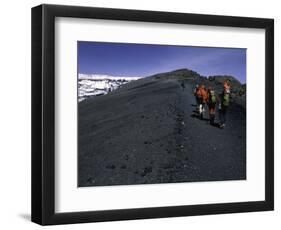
[78,41,246,83]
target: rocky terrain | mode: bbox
[78,69,246,187]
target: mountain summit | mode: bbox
[150,68,201,80]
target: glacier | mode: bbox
[78,74,142,102]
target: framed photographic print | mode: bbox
[31,4,274,225]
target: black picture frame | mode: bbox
[31,4,274,225]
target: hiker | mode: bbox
[224,80,231,92]
[218,80,231,129]
[181,81,185,91]
[193,84,200,111]
[207,87,217,125]
[197,85,208,119]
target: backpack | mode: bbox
[222,91,230,106]
[209,90,216,104]
[196,88,202,98]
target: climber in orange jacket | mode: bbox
[218,80,231,129]
[196,85,208,119]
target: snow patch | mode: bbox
[78,74,143,102]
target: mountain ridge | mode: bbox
[79,68,246,103]
[78,68,246,187]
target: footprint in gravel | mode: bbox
[87,177,95,184]
[141,166,152,177]
[120,165,127,169]
[177,117,184,122]
[106,164,116,169]
[166,149,171,154]
[144,141,152,145]
[163,163,173,169]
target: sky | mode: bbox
[78,41,246,83]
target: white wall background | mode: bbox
[0,0,279,228]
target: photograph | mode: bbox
[30,3,274,225]
[78,42,247,187]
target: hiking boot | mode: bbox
[219,123,225,129]
[209,115,215,125]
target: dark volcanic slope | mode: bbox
[78,69,246,186]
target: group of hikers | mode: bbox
[193,80,231,129]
